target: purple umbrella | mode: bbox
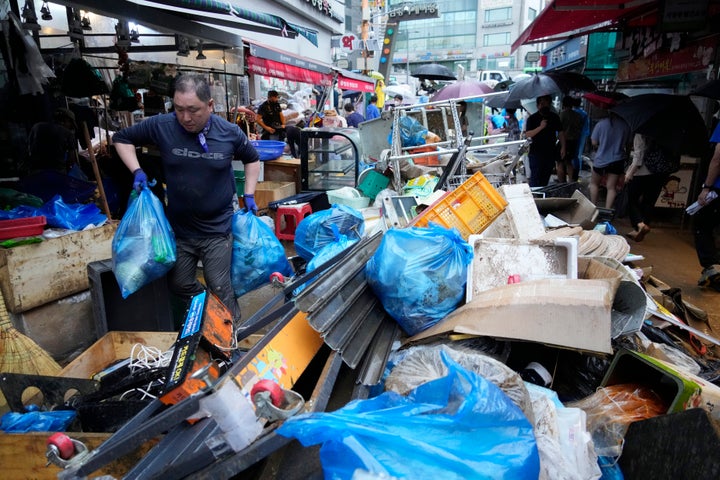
[430,80,494,102]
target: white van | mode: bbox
[478,70,509,83]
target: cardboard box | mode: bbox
[408,258,622,354]
[60,330,177,379]
[251,181,296,210]
[0,223,116,313]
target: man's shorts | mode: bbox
[592,159,626,176]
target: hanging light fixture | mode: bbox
[40,1,52,21]
[196,40,207,60]
[177,35,190,57]
[81,11,92,30]
[21,1,41,30]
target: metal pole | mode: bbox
[406,29,410,84]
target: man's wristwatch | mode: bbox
[702,183,714,189]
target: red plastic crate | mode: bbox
[0,216,47,240]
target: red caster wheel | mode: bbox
[270,272,285,287]
[251,379,284,407]
[47,432,74,460]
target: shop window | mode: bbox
[483,32,510,47]
[485,7,511,23]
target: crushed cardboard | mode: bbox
[408,258,622,354]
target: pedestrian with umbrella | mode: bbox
[589,112,632,209]
[524,95,565,187]
[623,133,672,242]
[558,96,584,183]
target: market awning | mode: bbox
[336,71,376,93]
[511,0,657,52]
[247,42,333,86]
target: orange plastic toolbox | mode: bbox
[0,216,46,240]
[411,172,507,238]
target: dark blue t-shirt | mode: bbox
[346,111,365,128]
[113,113,259,238]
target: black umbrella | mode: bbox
[611,94,708,156]
[411,64,456,81]
[690,79,720,100]
[506,72,596,102]
[484,92,523,110]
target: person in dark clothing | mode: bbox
[524,95,565,187]
[113,74,261,324]
[285,125,302,158]
[27,108,78,173]
[255,90,286,140]
[343,103,365,128]
[558,96,583,183]
[694,123,720,290]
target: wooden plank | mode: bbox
[0,431,159,480]
[0,224,117,313]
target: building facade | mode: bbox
[337,0,545,80]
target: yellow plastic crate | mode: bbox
[412,171,507,238]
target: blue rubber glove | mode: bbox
[132,168,148,192]
[244,194,258,213]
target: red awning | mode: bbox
[246,55,332,85]
[512,0,657,52]
[337,74,375,93]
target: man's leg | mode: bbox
[694,195,720,289]
[528,154,542,187]
[589,170,602,206]
[605,173,620,209]
[167,239,205,326]
[198,234,242,323]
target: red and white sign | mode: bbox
[337,75,375,93]
[246,55,332,85]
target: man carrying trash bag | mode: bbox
[113,73,261,324]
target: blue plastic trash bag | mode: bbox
[231,210,293,297]
[0,195,106,230]
[112,187,176,298]
[366,224,473,336]
[1,408,76,433]
[41,195,107,230]
[278,351,540,480]
[387,115,429,148]
[293,229,358,295]
[294,205,364,261]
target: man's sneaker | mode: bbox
[698,265,720,291]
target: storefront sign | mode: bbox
[659,0,709,32]
[337,74,376,93]
[543,37,586,70]
[304,0,333,17]
[387,2,439,21]
[246,56,332,85]
[616,34,716,82]
[249,43,332,75]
